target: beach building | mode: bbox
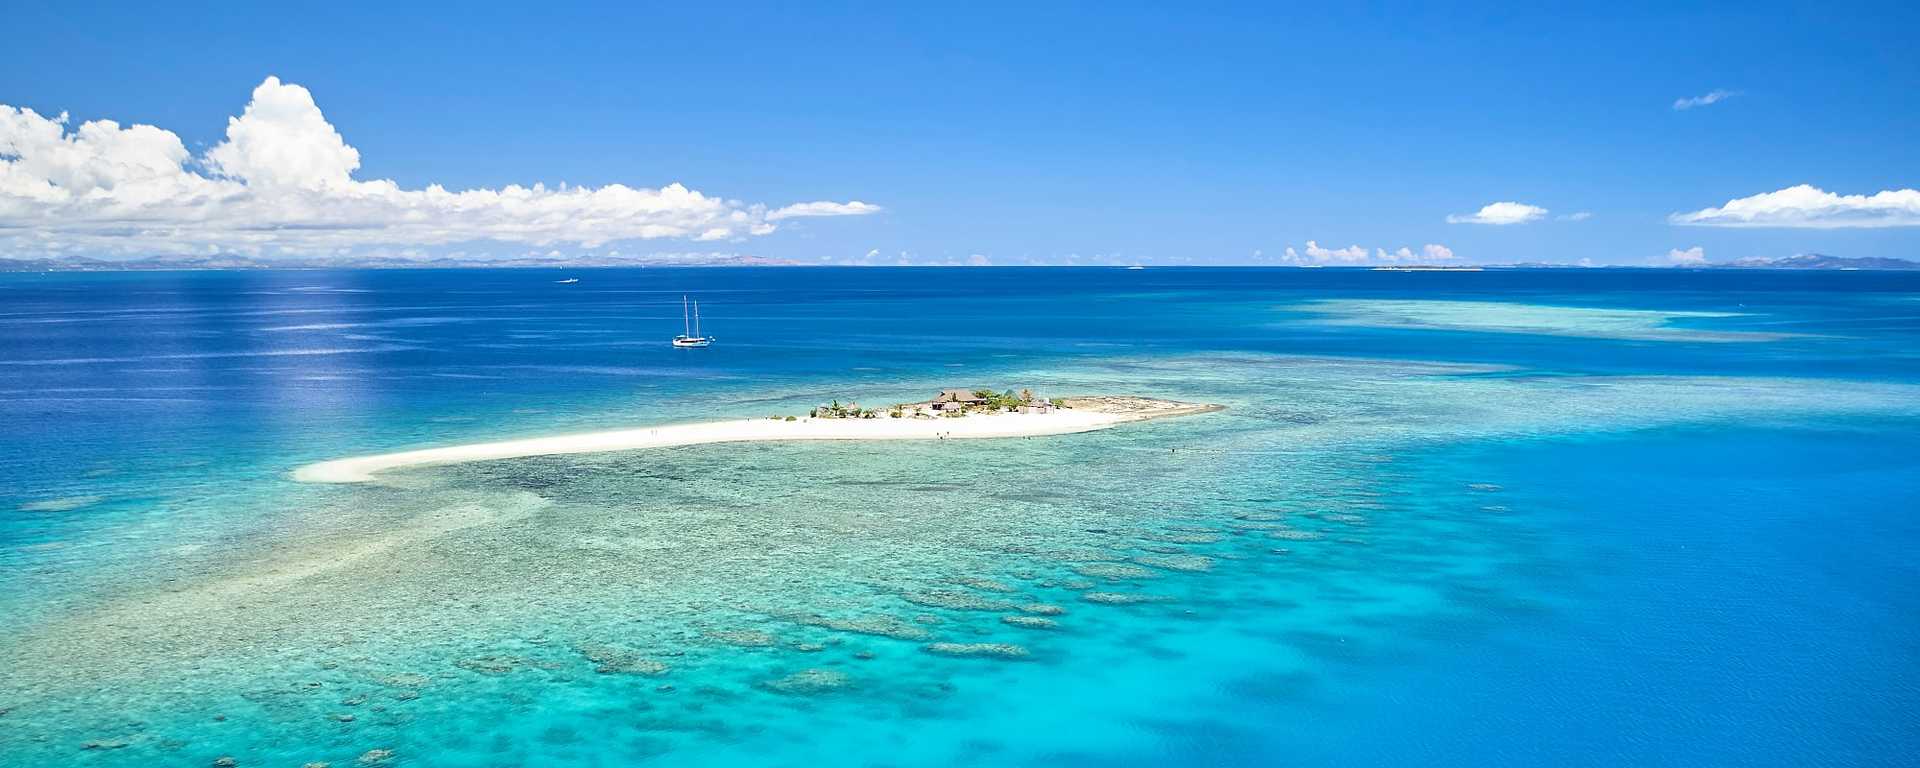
[931,389,985,411]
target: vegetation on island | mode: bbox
[963,389,1069,413]
[799,387,1068,420]
[809,400,880,419]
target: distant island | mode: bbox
[1706,253,1920,271]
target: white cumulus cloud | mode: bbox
[1285,241,1368,263]
[1281,241,1456,265]
[1446,201,1548,225]
[1673,89,1737,110]
[1669,184,1920,229]
[1667,246,1707,265]
[0,76,881,257]
[1369,244,1457,262]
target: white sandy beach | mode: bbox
[294,397,1220,484]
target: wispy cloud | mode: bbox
[1557,211,1593,221]
[0,77,880,258]
[1670,184,1920,228]
[1446,202,1548,225]
[766,201,882,221]
[1673,89,1737,110]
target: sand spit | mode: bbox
[294,397,1221,484]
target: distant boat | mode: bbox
[1125,265,1146,270]
[672,295,714,348]
[555,278,579,284]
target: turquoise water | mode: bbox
[2,268,1917,766]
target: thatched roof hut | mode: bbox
[932,389,985,404]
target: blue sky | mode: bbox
[2,2,1916,265]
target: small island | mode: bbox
[295,388,1221,484]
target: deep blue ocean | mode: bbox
[2,268,1916,767]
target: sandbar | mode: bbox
[294,396,1220,484]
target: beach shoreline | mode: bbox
[294,397,1222,484]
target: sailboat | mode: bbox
[672,295,714,348]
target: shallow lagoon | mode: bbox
[1291,298,1790,341]
[2,268,1917,767]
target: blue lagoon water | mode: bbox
[1,268,1916,766]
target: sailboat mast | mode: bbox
[681,295,691,336]
[694,301,702,338]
